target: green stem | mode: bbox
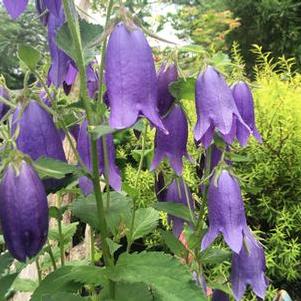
[0,96,16,109]
[127,123,148,252]
[35,258,42,283]
[47,240,57,270]
[58,217,65,266]
[90,228,95,263]
[180,176,196,225]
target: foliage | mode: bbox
[0,4,47,89]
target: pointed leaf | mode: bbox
[169,78,196,101]
[154,202,192,223]
[18,45,41,70]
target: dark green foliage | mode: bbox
[0,4,47,89]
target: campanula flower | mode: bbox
[157,63,178,116]
[231,229,268,300]
[105,22,167,133]
[194,66,250,148]
[201,170,248,253]
[0,160,48,261]
[151,104,190,175]
[232,81,262,146]
[12,100,66,162]
[77,120,121,195]
[212,290,230,301]
[3,0,28,19]
[162,178,194,237]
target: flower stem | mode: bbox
[127,123,148,252]
[47,240,57,270]
[35,258,42,283]
[57,217,65,266]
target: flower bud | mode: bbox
[0,161,49,261]
[105,22,167,133]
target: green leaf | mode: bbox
[159,230,188,257]
[12,278,38,292]
[88,125,116,140]
[71,192,132,236]
[57,20,103,65]
[107,252,206,301]
[106,238,122,256]
[18,44,41,70]
[0,273,18,300]
[0,252,14,276]
[30,265,106,301]
[154,202,192,223]
[49,222,79,245]
[101,282,154,301]
[179,45,205,54]
[200,247,231,265]
[34,157,80,180]
[128,208,160,241]
[40,293,88,301]
[169,78,196,101]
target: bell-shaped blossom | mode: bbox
[36,0,49,25]
[201,170,248,253]
[231,229,268,300]
[194,66,250,148]
[105,22,167,133]
[43,0,61,17]
[0,86,10,119]
[0,161,48,261]
[151,104,190,175]
[232,81,262,146]
[157,63,178,116]
[3,0,29,19]
[212,290,230,301]
[77,120,121,195]
[161,178,194,237]
[86,63,99,99]
[11,100,66,162]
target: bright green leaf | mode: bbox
[18,44,41,70]
[49,222,79,245]
[200,247,231,265]
[0,252,14,276]
[154,202,192,223]
[169,78,196,101]
[88,125,116,140]
[107,252,206,301]
[13,278,38,292]
[106,238,122,256]
[0,273,18,300]
[159,230,188,257]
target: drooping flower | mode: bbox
[11,100,66,162]
[105,22,167,133]
[232,81,262,146]
[36,0,49,25]
[0,86,10,119]
[201,170,248,253]
[3,0,29,19]
[194,66,250,148]
[151,104,190,175]
[86,63,99,99]
[231,229,268,300]
[157,63,178,116]
[0,160,48,261]
[77,120,121,195]
[212,290,230,301]
[161,178,194,237]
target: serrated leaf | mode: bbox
[71,192,132,235]
[30,265,106,301]
[49,222,79,245]
[41,293,87,301]
[0,252,14,276]
[88,125,116,140]
[34,157,80,180]
[0,273,18,300]
[128,208,160,242]
[159,230,188,257]
[12,278,38,292]
[18,44,41,70]
[106,238,122,256]
[57,20,103,65]
[107,252,206,301]
[169,78,196,101]
[154,202,192,223]
[200,247,231,265]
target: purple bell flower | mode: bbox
[86,63,99,99]
[77,120,121,195]
[231,229,268,300]
[232,81,262,146]
[11,100,66,162]
[3,0,28,19]
[194,66,250,148]
[43,0,61,17]
[157,63,178,116]
[212,290,230,301]
[36,0,49,25]
[151,104,190,175]
[105,22,167,133]
[162,178,194,237]
[0,161,48,261]
[0,86,10,119]
[201,170,248,253]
